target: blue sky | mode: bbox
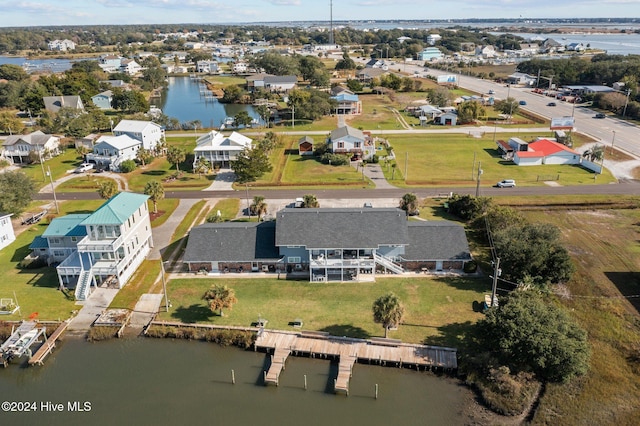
[0,0,638,27]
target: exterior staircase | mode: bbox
[373,253,404,275]
[75,269,93,301]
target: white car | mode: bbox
[74,163,94,173]
[496,179,516,188]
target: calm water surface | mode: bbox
[159,76,260,128]
[0,337,468,426]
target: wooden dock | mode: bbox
[28,321,69,366]
[255,329,457,394]
[264,347,291,386]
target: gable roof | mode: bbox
[404,221,471,261]
[184,222,278,262]
[275,208,409,249]
[330,125,365,141]
[516,139,579,158]
[264,75,298,85]
[43,96,84,113]
[81,192,149,226]
[42,214,90,238]
[2,131,56,148]
[298,136,314,145]
[113,119,161,133]
[92,90,113,99]
[94,134,141,150]
[194,131,252,152]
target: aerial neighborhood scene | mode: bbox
[1,0,640,424]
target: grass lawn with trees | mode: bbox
[156,276,489,346]
[379,133,615,187]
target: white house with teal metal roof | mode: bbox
[29,214,89,265]
[53,192,153,300]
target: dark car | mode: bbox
[547,102,557,106]
[594,113,606,119]
[518,100,527,105]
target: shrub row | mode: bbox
[145,325,255,349]
[87,326,119,342]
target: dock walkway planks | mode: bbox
[255,329,457,393]
[28,321,69,366]
[264,347,291,385]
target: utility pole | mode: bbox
[160,260,169,312]
[475,162,482,197]
[611,130,616,155]
[245,183,251,219]
[291,103,295,129]
[622,88,631,119]
[47,166,59,214]
[490,257,501,308]
[404,152,408,182]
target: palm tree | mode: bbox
[399,193,418,216]
[202,284,238,317]
[166,146,186,172]
[302,194,320,208]
[97,180,119,199]
[193,156,210,178]
[144,180,165,214]
[372,292,405,338]
[250,196,268,221]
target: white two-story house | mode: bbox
[193,130,252,168]
[53,192,154,300]
[113,120,164,151]
[328,125,375,161]
[1,131,60,164]
[0,213,15,251]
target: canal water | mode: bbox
[0,338,469,425]
[159,76,260,128]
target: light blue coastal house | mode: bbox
[417,47,444,62]
[91,90,113,110]
[30,192,153,300]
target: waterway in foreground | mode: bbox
[0,337,469,425]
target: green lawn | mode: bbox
[156,276,489,346]
[55,175,118,193]
[281,154,372,187]
[109,260,162,310]
[0,199,106,321]
[379,133,615,187]
[21,148,83,190]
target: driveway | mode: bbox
[204,168,235,191]
[67,288,119,334]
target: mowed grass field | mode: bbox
[382,132,615,187]
[156,276,489,346]
[519,208,640,425]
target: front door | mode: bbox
[436,261,443,271]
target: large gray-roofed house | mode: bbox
[183,222,278,272]
[275,208,408,249]
[183,208,472,282]
[405,222,472,268]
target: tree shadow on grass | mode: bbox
[422,321,474,350]
[604,271,640,315]
[319,324,370,339]
[142,170,167,176]
[18,268,59,288]
[170,304,214,323]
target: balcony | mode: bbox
[77,233,123,253]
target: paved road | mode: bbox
[34,180,640,203]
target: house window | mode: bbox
[337,141,344,149]
[71,236,77,242]
[287,256,301,263]
[354,141,361,148]
[53,250,65,257]
[50,238,60,244]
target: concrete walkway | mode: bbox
[203,168,236,191]
[67,288,119,335]
[362,162,397,189]
[128,293,165,331]
[148,198,201,260]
